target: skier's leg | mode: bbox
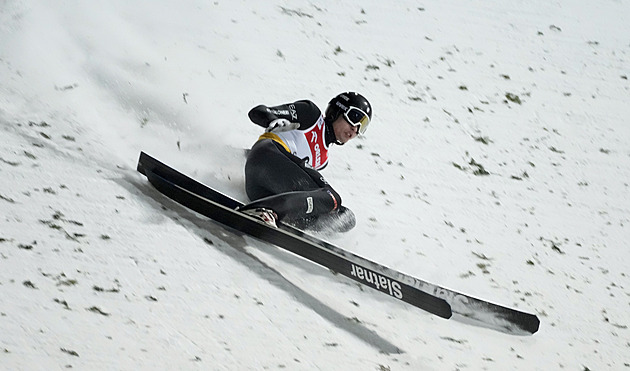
[245,140,320,200]
[244,139,354,231]
[241,187,340,220]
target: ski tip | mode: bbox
[524,314,541,335]
[427,297,453,319]
[437,300,453,319]
[503,312,541,336]
[503,311,540,335]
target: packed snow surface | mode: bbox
[1,0,629,369]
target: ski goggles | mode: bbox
[343,107,370,135]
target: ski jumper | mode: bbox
[243,100,355,231]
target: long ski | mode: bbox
[137,152,540,335]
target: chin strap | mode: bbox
[324,116,343,145]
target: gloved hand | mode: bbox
[265,119,299,133]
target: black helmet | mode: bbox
[325,92,372,135]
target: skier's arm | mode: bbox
[248,100,321,131]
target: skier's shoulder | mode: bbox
[293,99,323,124]
[294,99,320,111]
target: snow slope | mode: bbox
[1,0,629,369]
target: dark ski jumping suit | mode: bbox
[243,100,355,232]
